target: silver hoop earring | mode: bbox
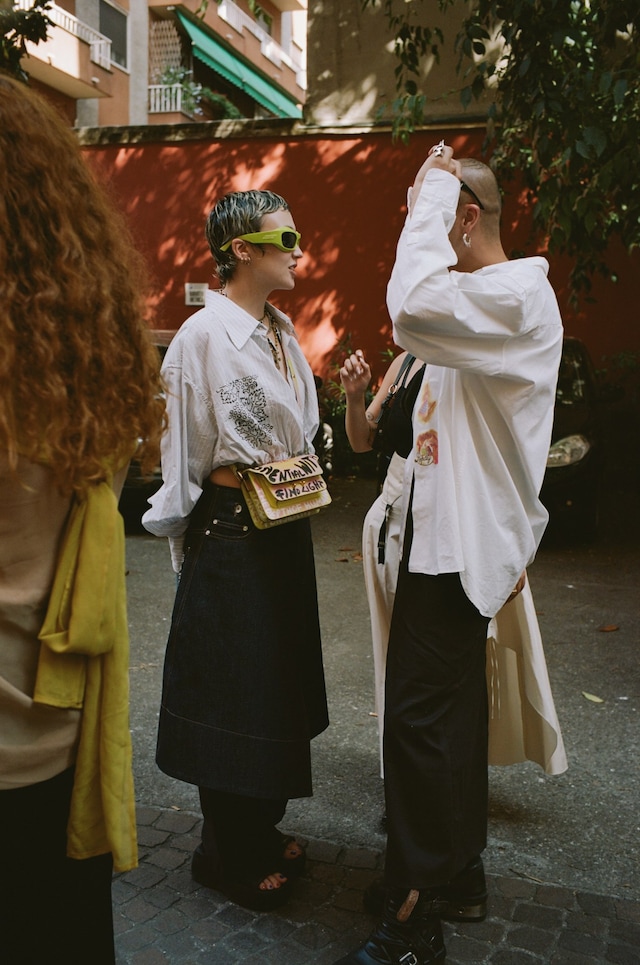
[462,232,471,248]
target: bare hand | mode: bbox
[339,349,372,398]
[408,142,462,214]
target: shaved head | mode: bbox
[459,159,501,212]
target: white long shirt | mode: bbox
[387,169,563,618]
[143,291,319,555]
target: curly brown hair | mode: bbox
[0,74,166,495]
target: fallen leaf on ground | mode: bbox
[335,557,349,563]
[510,869,546,884]
[352,552,363,562]
[598,624,619,632]
[582,691,604,703]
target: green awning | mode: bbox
[176,12,302,119]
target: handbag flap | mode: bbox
[244,453,323,485]
[248,472,327,508]
[236,452,331,528]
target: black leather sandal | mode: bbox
[191,845,293,912]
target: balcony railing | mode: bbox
[14,0,112,69]
[148,84,189,115]
[217,0,305,84]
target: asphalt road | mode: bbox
[122,470,640,906]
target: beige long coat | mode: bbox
[363,452,568,778]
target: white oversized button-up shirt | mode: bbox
[387,169,563,617]
[143,290,319,561]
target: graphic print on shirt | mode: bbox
[415,378,438,466]
[218,376,274,449]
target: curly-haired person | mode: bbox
[0,74,165,965]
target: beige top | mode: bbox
[0,453,126,789]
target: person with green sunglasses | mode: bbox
[143,188,327,916]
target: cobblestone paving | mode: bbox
[113,808,640,965]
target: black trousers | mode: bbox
[0,767,115,965]
[198,786,288,876]
[383,524,490,890]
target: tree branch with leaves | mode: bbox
[366,0,640,298]
[0,0,51,83]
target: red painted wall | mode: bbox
[83,128,639,389]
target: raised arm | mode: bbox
[339,350,411,453]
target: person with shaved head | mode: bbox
[336,145,563,965]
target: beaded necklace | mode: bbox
[264,309,283,369]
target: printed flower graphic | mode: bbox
[415,430,438,466]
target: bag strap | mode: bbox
[395,353,416,389]
[380,353,416,410]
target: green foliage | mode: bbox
[317,333,393,422]
[365,0,640,299]
[317,333,356,422]
[0,0,51,83]
[159,65,242,119]
[363,0,446,144]
[195,0,267,24]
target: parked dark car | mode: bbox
[540,336,606,539]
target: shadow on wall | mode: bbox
[84,130,483,389]
[83,128,640,396]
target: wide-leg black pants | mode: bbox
[383,521,490,890]
[198,787,288,878]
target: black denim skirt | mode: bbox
[156,482,329,800]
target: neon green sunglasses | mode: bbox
[220,227,301,253]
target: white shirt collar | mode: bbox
[206,289,295,351]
